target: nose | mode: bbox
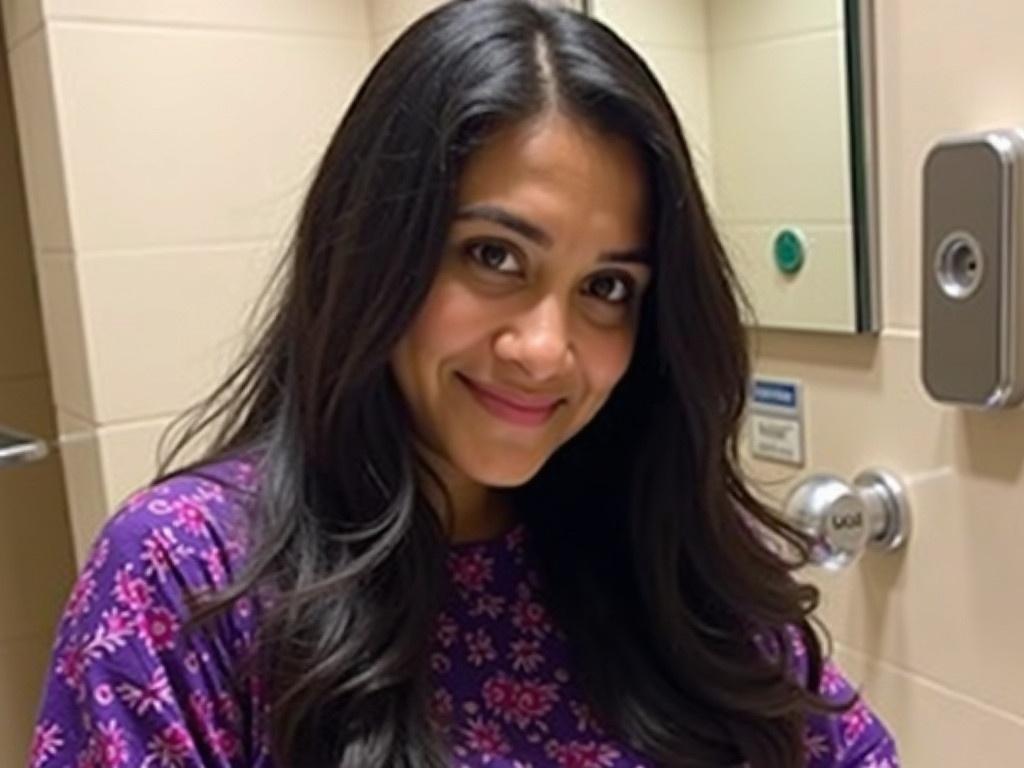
[494,295,573,381]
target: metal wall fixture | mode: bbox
[784,468,911,570]
[0,424,49,468]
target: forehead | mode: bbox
[455,112,650,244]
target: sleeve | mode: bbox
[793,633,900,768]
[29,469,269,768]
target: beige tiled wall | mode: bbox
[744,1,1024,762]
[708,0,855,332]
[0,5,75,763]
[5,0,373,563]
[590,0,714,200]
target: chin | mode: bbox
[460,451,550,488]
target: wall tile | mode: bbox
[43,0,368,40]
[709,0,841,48]
[54,409,107,565]
[74,244,278,424]
[724,223,855,332]
[48,22,369,253]
[591,0,706,50]
[834,644,1024,766]
[7,29,72,252]
[710,30,851,224]
[874,1,1024,331]
[33,256,95,420]
[747,329,1024,720]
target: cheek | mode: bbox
[580,331,636,403]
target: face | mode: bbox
[391,111,652,492]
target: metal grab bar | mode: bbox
[0,423,49,468]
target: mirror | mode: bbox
[586,0,879,334]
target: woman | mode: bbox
[31,1,898,766]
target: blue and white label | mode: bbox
[751,378,800,415]
[748,376,804,465]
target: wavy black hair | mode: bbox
[159,1,843,765]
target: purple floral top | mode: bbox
[32,458,898,767]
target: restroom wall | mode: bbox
[2,0,374,563]
[707,0,855,332]
[5,0,1024,764]
[590,0,714,201]
[745,1,1024,762]
[0,7,75,764]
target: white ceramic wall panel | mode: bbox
[745,330,1024,738]
[7,29,72,252]
[47,22,369,254]
[33,255,95,421]
[710,0,841,48]
[834,644,1024,765]
[591,0,706,51]
[74,244,279,424]
[41,0,368,39]
[710,31,850,223]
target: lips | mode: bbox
[457,374,565,427]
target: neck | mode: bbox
[415,445,515,543]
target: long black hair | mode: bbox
[160,1,842,765]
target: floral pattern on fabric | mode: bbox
[33,458,898,767]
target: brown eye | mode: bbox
[586,273,634,304]
[466,241,520,274]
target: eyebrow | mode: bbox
[454,203,651,265]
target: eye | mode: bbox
[585,272,635,304]
[465,241,521,275]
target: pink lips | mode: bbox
[457,374,564,427]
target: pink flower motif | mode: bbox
[511,589,552,639]
[481,671,518,713]
[462,716,511,757]
[56,641,88,689]
[544,739,621,768]
[210,728,240,759]
[137,606,179,654]
[465,628,498,667]
[510,679,559,728]
[217,691,241,725]
[95,720,129,767]
[112,567,153,611]
[431,652,452,674]
[117,668,173,716]
[819,662,847,696]
[481,672,559,730]
[172,499,209,536]
[142,723,194,767]
[841,700,874,745]
[804,728,831,760]
[66,575,97,620]
[435,612,458,648]
[200,547,227,587]
[469,592,506,620]
[30,721,64,767]
[140,528,191,583]
[450,550,494,592]
[508,638,544,673]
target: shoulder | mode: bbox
[61,455,262,645]
[96,455,258,585]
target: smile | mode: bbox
[457,374,565,427]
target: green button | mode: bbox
[773,229,806,275]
